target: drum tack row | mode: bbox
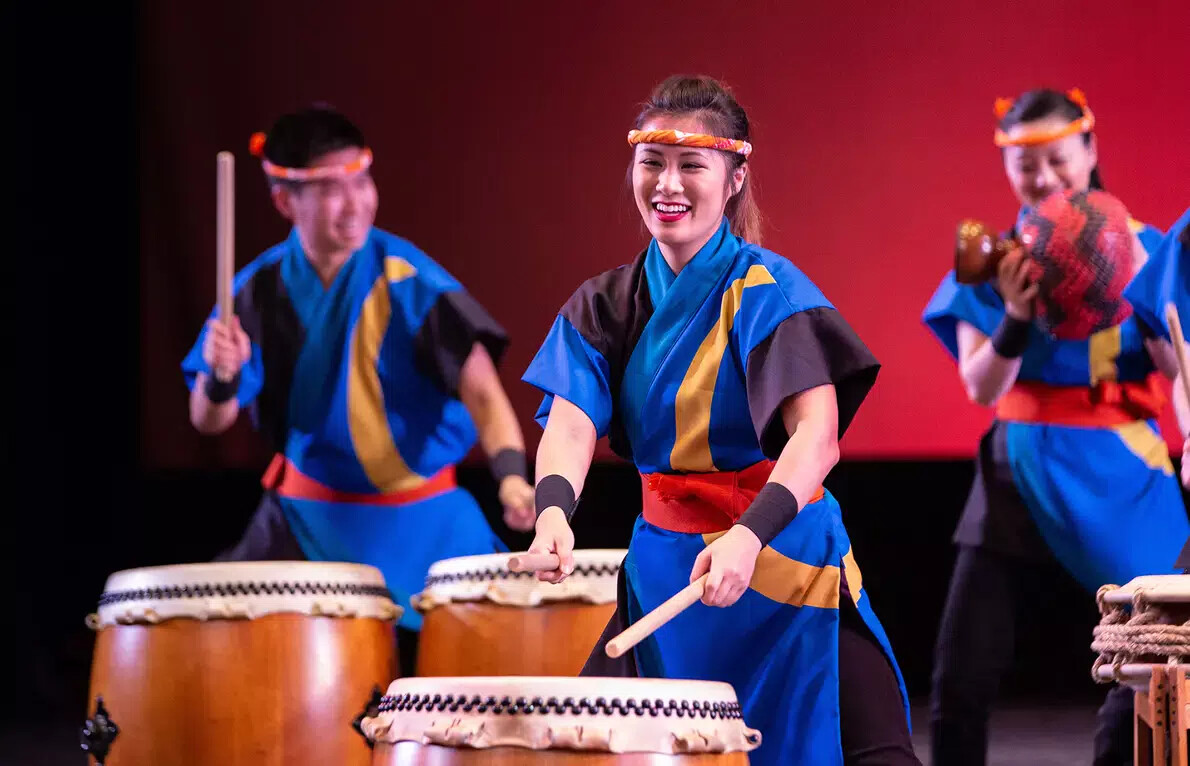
[80,552,758,765]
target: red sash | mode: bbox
[640,460,825,534]
[995,377,1166,427]
[261,453,456,506]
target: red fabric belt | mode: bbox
[640,460,825,534]
[261,453,457,506]
[995,377,1166,427]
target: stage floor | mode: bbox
[909,702,1097,765]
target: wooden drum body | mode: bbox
[82,562,401,766]
[414,551,622,677]
[360,676,761,765]
[1093,575,1190,766]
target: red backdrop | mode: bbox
[140,1,1190,469]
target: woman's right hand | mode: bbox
[528,506,575,584]
[202,316,251,382]
[997,247,1040,321]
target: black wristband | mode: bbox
[990,314,1031,358]
[489,448,527,483]
[204,371,241,403]
[736,483,800,548]
[535,474,577,521]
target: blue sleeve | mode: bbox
[1136,222,1165,257]
[921,271,1007,361]
[180,311,266,407]
[733,281,797,358]
[521,315,613,437]
[731,251,831,358]
[1124,210,1189,341]
[734,277,880,449]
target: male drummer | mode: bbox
[182,104,535,669]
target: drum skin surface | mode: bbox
[371,741,750,765]
[416,601,616,676]
[361,676,760,766]
[87,613,396,765]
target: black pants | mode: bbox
[838,586,922,765]
[213,492,306,561]
[929,544,1133,765]
[396,626,420,677]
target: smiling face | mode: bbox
[631,115,747,263]
[1001,119,1097,209]
[272,146,378,256]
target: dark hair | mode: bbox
[256,103,366,184]
[998,89,1104,190]
[632,75,761,243]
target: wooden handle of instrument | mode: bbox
[1165,303,1190,408]
[217,151,235,324]
[605,574,709,659]
[507,553,561,573]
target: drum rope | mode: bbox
[1092,584,1190,682]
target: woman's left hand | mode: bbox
[689,525,763,608]
[499,475,537,532]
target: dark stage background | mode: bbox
[9,2,1190,760]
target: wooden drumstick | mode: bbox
[605,574,709,659]
[508,553,561,573]
[217,151,235,323]
[215,151,235,383]
[1165,302,1190,408]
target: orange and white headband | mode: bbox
[992,88,1095,147]
[627,129,753,158]
[248,131,374,181]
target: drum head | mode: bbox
[415,550,625,609]
[361,675,761,755]
[1099,574,1190,606]
[89,561,401,627]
